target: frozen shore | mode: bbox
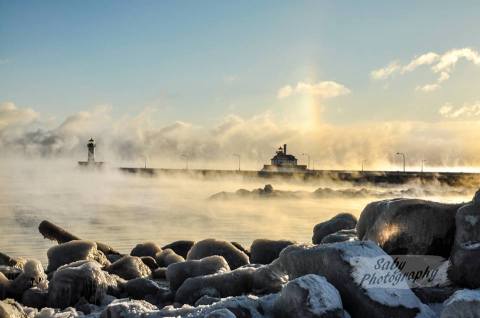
[2,189,480,317]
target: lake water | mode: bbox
[0,159,473,264]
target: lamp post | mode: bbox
[396,152,406,172]
[233,153,241,171]
[421,160,427,173]
[361,160,367,172]
[181,154,189,170]
[301,153,311,169]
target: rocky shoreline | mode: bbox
[1,189,480,317]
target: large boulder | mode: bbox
[441,289,480,318]
[357,198,462,257]
[130,242,162,258]
[48,260,119,309]
[166,255,230,291]
[250,239,295,264]
[100,299,159,318]
[274,241,435,318]
[124,278,165,300]
[187,239,249,269]
[106,256,151,280]
[175,267,256,305]
[162,240,195,259]
[46,240,109,272]
[312,213,357,244]
[273,274,346,318]
[155,249,184,267]
[448,190,480,288]
[9,260,47,300]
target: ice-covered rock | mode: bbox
[35,307,83,318]
[46,240,109,272]
[187,239,249,269]
[166,255,230,291]
[162,240,195,259]
[99,298,159,318]
[448,190,480,288]
[231,242,250,258]
[152,267,166,279]
[321,229,358,244]
[205,308,236,318]
[251,263,288,294]
[130,242,162,258]
[357,198,461,257]
[155,248,184,267]
[106,256,151,280]
[273,274,347,318]
[21,287,48,309]
[250,239,295,265]
[124,277,164,300]
[441,289,480,318]
[0,299,27,318]
[48,260,119,309]
[175,267,256,305]
[139,256,159,270]
[9,259,47,299]
[312,213,357,244]
[275,241,435,318]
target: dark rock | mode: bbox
[187,239,250,269]
[124,278,164,300]
[48,260,119,309]
[106,254,123,264]
[205,308,236,318]
[195,295,221,306]
[357,198,462,257]
[312,213,357,244]
[231,242,250,257]
[155,249,184,267]
[412,286,460,304]
[251,263,288,294]
[106,256,151,280]
[166,255,230,291]
[162,240,195,259]
[448,190,480,288]
[250,239,295,264]
[273,274,346,318]
[46,240,109,272]
[21,287,48,309]
[321,229,358,244]
[152,267,167,279]
[0,273,9,300]
[175,267,256,305]
[0,266,21,280]
[140,256,159,270]
[130,242,162,258]
[274,241,435,318]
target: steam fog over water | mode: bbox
[0,159,474,264]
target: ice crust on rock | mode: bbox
[46,241,109,273]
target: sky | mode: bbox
[2,1,480,170]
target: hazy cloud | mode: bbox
[371,47,480,92]
[277,81,351,99]
[439,101,480,119]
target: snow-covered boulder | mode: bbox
[250,239,295,264]
[175,267,256,305]
[155,248,184,267]
[130,242,162,258]
[187,239,250,269]
[449,190,480,288]
[312,213,357,244]
[273,274,347,318]
[321,229,358,244]
[100,298,158,318]
[441,289,480,318]
[166,255,230,291]
[162,240,195,259]
[48,260,119,309]
[275,241,435,318]
[9,259,47,299]
[357,198,462,257]
[0,299,27,318]
[46,240,109,272]
[106,256,151,280]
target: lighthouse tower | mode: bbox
[87,138,96,163]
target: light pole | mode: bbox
[421,160,427,173]
[301,153,311,169]
[396,152,406,172]
[361,160,367,172]
[181,154,189,170]
[232,153,241,171]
